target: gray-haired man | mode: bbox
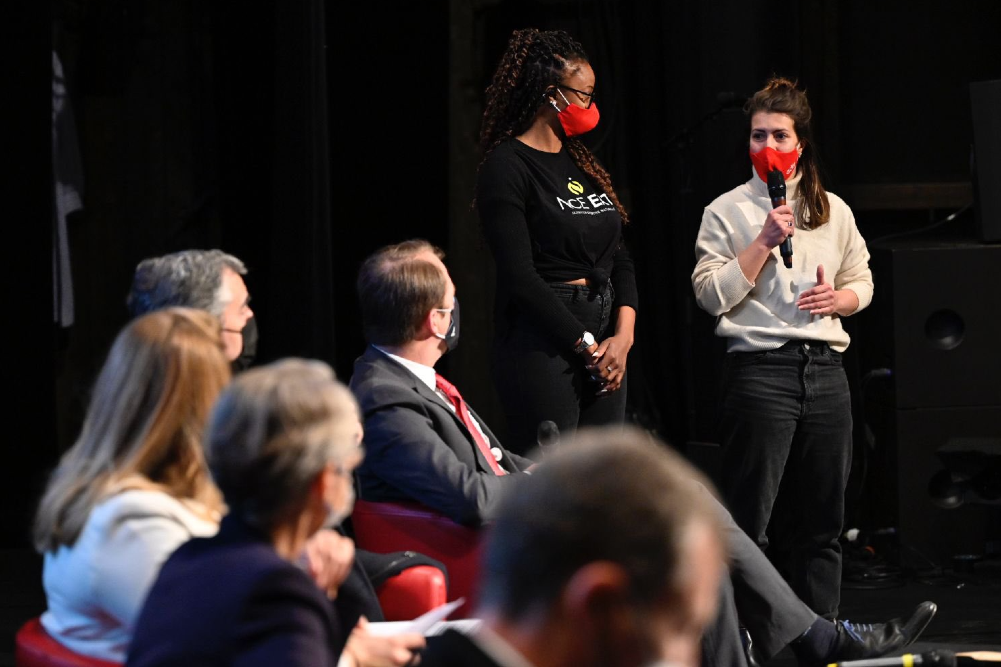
[127,249,255,365]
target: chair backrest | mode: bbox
[15,618,122,667]
[352,499,482,619]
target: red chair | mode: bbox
[376,564,448,621]
[352,499,482,619]
[15,566,446,666]
[15,618,121,667]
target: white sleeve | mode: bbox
[833,209,874,314]
[692,207,755,316]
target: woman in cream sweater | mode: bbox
[692,77,873,621]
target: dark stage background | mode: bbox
[5,0,1001,555]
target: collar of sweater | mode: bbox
[746,167,803,201]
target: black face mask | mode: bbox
[436,297,460,353]
[231,317,258,373]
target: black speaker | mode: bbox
[865,242,1001,410]
[971,79,1001,243]
[865,402,1001,565]
[860,242,1001,564]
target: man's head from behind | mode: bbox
[479,427,726,667]
[356,239,454,349]
[127,249,253,361]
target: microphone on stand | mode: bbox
[767,169,793,269]
[537,421,560,456]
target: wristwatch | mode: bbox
[573,331,596,355]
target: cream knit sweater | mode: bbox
[692,172,873,352]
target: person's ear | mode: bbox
[309,464,332,505]
[560,562,640,660]
[561,561,629,621]
[543,86,562,112]
[423,308,440,339]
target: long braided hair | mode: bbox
[479,28,629,223]
[745,77,830,229]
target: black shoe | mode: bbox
[830,601,938,662]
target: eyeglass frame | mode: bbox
[556,84,597,109]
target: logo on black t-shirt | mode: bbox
[558,177,614,215]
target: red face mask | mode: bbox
[749,146,799,183]
[552,89,600,137]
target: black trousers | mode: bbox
[719,340,853,620]
[492,282,627,456]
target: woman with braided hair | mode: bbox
[692,77,874,620]
[476,28,637,454]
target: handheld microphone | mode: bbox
[537,421,560,453]
[827,648,956,667]
[767,169,793,269]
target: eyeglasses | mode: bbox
[557,84,596,109]
[434,296,458,317]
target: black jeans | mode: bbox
[718,340,852,620]
[492,282,626,456]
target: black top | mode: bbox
[420,629,501,667]
[476,139,638,349]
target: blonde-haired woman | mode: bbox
[36,309,423,666]
[35,308,229,662]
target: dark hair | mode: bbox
[356,239,447,346]
[479,28,629,224]
[479,426,724,619]
[745,77,830,229]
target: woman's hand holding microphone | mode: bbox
[760,204,796,249]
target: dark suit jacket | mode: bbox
[421,629,503,667]
[127,516,344,667]
[350,346,533,526]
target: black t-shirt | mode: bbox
[476,139,638,349]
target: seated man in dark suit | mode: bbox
[351,239,533,526]
[352,239,937,667]
[422,427,727,667]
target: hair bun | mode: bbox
[763,76,799,92]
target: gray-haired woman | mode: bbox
[128,359,364,667]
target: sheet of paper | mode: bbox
[366,598,477,637]
[410,598,465,633]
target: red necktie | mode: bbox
[435,374,506,476]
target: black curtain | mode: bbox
[2,0,54,547]
[212,0,336,365]
[20,0,338,548]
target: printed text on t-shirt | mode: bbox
[556,192,614,211]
